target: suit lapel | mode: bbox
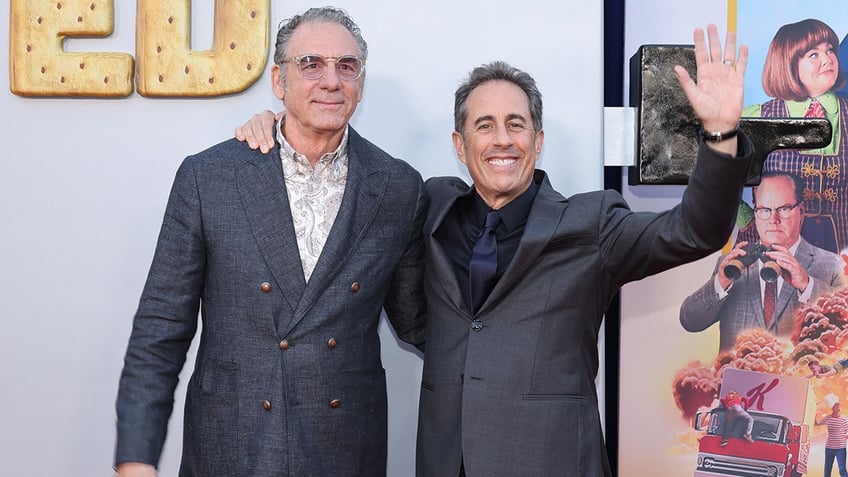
[237,144,306,317]
[482,172,567,313]
[284,130,388,333]
[427,181,473,315]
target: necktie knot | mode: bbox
[482,210,502,234]
[805,99,826,118]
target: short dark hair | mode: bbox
[454,61,543,133]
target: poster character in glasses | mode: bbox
[681,171,846,351]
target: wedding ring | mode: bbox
[724,60,734,65]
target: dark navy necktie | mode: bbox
[469,210,501,312]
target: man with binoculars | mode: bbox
[680,171,846,351]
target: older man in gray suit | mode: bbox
[114,7,426,477]
[681,171,846,351]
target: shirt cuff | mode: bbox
[714,275,731,299]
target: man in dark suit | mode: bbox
[114,7,426,477]
[415,26,750,476]
[236,24,750,477]
[680,171,846,351]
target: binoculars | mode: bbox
[723,243,781,282]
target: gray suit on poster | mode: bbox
[415,139,752,477]
[680,238,845,351]
[115,127,427,476]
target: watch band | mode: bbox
[699,125,739,143]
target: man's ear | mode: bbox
[271,64,286,100]
[452,131,467,165]
[535,128,545,157]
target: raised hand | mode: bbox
[675,25,748,154]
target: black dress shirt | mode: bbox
[434,179,539,311]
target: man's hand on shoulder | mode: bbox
[234,110,280,154]
[116,462,157,477]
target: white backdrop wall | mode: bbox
[0,1,602,475]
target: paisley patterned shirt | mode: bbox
[276,116,349,281]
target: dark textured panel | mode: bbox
[628,45,832,185]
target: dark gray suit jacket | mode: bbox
[416,139,752,477]
[115,127,427,476]
[680,238,846,350]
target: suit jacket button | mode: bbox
[327,338,337,348]
[262,400,272,411]
[260,282,272,293]
[279,339,290,350]
[471,319,483,331]
[350,282,361,293]
[329,399,341,409]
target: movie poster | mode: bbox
[618,2,848,476]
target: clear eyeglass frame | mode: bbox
[284,54,365,81]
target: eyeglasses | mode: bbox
[283,54,365,81]
[754,201,801,220]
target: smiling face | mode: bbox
[271,22,364,145]
[797,41,839,98]
[453,80,543,210]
